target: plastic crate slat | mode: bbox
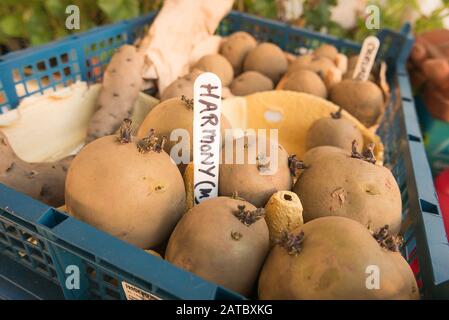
[0,185,50,227]
[0,253,64,300]
[420,212,449,285]
[43,213,242,300]
[408,141,440,209]
[398,70,449,298]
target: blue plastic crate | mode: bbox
[1,11,449,300]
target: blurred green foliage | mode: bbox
[301,0,348,38]
[413,0,449,33]
[0,0,448,53]
[235,0,448,41]
[353,0,449,41]
[235,0,278,19]
[0,0,162,52]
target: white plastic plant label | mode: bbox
[193,72,222,205]
[122,281,162,300]
[352,36,380,81]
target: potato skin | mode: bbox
[287,54,314,73]
[230,71,274,96]
[283,69,327,98]
[161,69,203,101]
[166,197,270,296]
[306,116,364,153]
[194,54,234,86]
[137,97,232,166]
[219,135,292,208]
[86,45,144,143]
[244,43,288,83]
[329,79,384,127]
[285,56,340,89]
[292,146,402,234]
[259,216,419,300]
[0,131,73,207]
[288,56,335,76]
[305,56,337,75]
[65,135,186,249]
[313,44,339,61]
[220,31,257,75]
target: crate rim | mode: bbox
[0,10,416,61]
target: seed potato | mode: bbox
[219,134,292,207]
[243,43,288,83]
[193,54,234,86]
[65,123,186,249]
[220,31,257,75]
[306,109,364,153]
[283,69,327,98]
[259,216,419,300]
[137,97,232,168]
[329,79,384,127]
[161,69,203,101]
[230,71,274,96]
[292,146,402,234]
[166,197,269,296]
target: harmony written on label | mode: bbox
[193,72,222,204]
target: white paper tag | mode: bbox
[122,281,162,300]
[193,72,222,205]
[352,36,380,81]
